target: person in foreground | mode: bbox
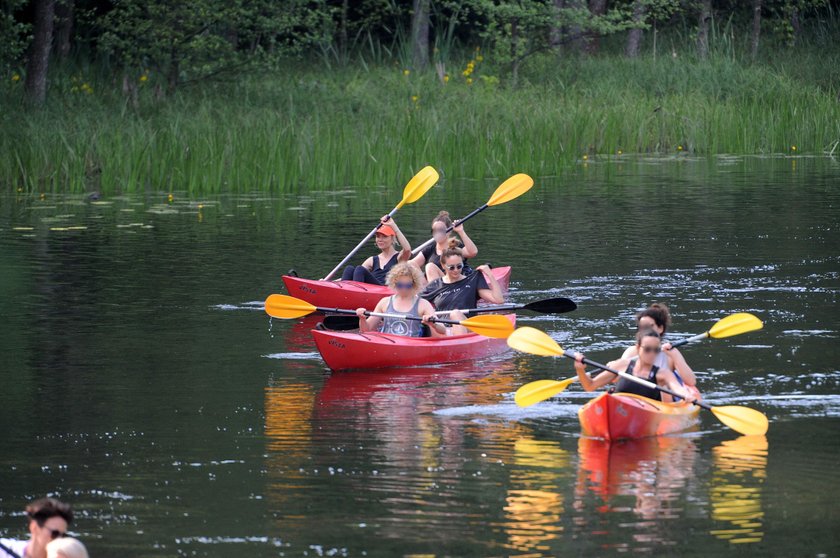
[356,263,445,337]
[620,303,697,388]
[46,538,88,558]
[410,210,478,282]
[0,498,74,558]
[341,216,411,285]
[421,246,504,335]
[574,328,696,403]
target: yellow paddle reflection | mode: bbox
[500,438,569,555]
[709,435,768,544]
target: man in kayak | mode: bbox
[421,245,504,335]
[573,329,696,403]
[355,262,444,336]
[410,210,478,283]
[0,498,74,558]
[621,303,697,388]
[341,216,411,285]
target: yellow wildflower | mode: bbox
[677,145,683,151]
[443,74,450,83]
[583,154,588,161]
[139,74,148,83]
[411,95,419,103]
[11,73,20,82]
[403,69,410,76]
[466,77,473,85]
[791,145,797,151]
[617,149,623,155]
[476,55,483,62]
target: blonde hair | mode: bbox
[47,537,89,558]
[385,262,424,294]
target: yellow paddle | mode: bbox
[507,326,769,436]
[514,312,764,407]
[323,166,440,280]
[264,293,514,338]
[410,173,534,256]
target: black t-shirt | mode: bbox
[421,271,489,310]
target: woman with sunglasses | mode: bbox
[410,210,478,282]
[340,216,412,285]
[620,303,697,388]
[355,263,444,337]
[0,498,73,558]
[572,329,695,403]
[421,245,504,335]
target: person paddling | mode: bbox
[620,303,697,388]
[410,210,478,283]
[355,263,444,337]
[341,216,411,285]
[573,329,695,403]
[421,245,503,335]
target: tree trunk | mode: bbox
[565,0,587,53]
[511,17,520,86]
[54,0,74,60]
[696,0,712,59]
[584,0,608,55]
[339,0,348,61]
[790,5,800,47]
[625,0,646,58]
[750,0,762,60]
[411,0,430,70]
[24,0,56,105]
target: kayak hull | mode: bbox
[282,266,512,310]
[578,391,700,441]
[311,315,516,371]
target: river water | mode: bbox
[1,155,838,557]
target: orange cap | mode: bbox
[377,225,396,236]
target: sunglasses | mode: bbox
[640,345,661,354]
[444,263,464,271]
[394,281,414,290]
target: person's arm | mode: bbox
[419,299,447,337]
[361,256,374,271]
[453,220,478,259]
[475,264,504,304]
[620,346,637,360]
[658,368,696,402]
[357,300,385,332]
[574,354,619,391]
[664,346,696,387]
[386,218,412,262]
[409,250,426,270]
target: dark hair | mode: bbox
[432,210,453,228]
[440,241,463,264]
[26,498,73,526]
[636,303,672,334]
[635,327,661,345]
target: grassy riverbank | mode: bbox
[2,46,839,194]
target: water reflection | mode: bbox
[573,436,699,552]
[501,438,569,555]
[709,435,768,544]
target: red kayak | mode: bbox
[578,391,701,441]
[311,315,516,371]
[282,266,512,310]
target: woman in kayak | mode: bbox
[421,245,504,335]
[573,329,695,403]
[355,262,445,337]
[341,216,411,285]
[620,303,697,388]
[410,210,478,282]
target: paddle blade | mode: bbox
[461,314,515,338]
[398,166,439,207]
[708,313,764,339]
[507,327,564,356]
[487,173,534,206]
[523,297,577,314]
[514,378,576,407]
[264,294,317,319]
[710,405,770,436]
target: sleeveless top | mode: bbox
[420,271,489,311]
[371,253,398,285]
[614,358,661,401]
[381,296,424,337]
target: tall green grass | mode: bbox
[1,45,839,194]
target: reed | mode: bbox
[1,46,838,194]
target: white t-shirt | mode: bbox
[0,538,27,558]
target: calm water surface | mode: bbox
[1,156,839,557]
